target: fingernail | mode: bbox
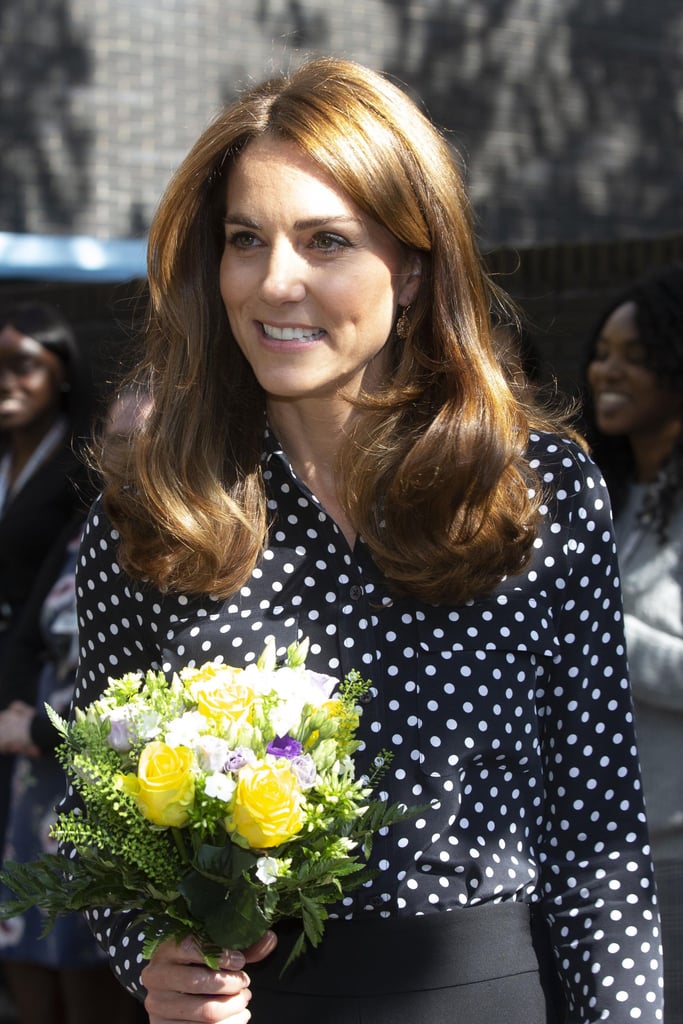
[227,950,246,970]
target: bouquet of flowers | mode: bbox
[0,638,413,971]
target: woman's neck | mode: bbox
[267,398,357,547]
[630,420,683,483]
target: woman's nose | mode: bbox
[259,241,307,305]
[594,351,624,379]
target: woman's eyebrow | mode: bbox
[223,213,362,230]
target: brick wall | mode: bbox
[2,0,682,249]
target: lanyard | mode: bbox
[0,417,68,515]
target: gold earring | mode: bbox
[396,305,411,340]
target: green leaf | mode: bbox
[193,842,233,878]
[178,872,269,951]
[194,841,257,883]
[278,928,307,978]
[44,703,69,740]
[299,891,326,948]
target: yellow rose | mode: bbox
[181,662,243,687]
[118,741,195,827]
[229,760,304,849]
[189,679,256,728]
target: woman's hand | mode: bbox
[142,931,277,1023]
[0,701,39,756]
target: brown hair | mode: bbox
[103,56,552,604]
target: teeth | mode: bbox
[596,392,628,408]
[262,324,322,341]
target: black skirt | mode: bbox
[248,902,565,1024]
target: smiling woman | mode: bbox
[219,137,418,413]
[65,57,663,1024]
[583,263,683,1024]
[0,302,90,657]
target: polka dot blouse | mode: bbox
[70,430,663,1021]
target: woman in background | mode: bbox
[0,389,148,1024]
[585,263,683,1024]
[0,302,90,854]
[0,302,90,653]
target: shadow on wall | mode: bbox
[0,0,93,233]
[384,0,683,247]
[242,0,683,249]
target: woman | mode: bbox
[0,302,90,852]
[0,301,90,651]
[584,264,683,1024]
[0,389,150,1024]
[69,58,662,1022]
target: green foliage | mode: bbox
[0,644,427,971]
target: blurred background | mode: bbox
[1,0,682,402]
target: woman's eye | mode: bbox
[225,230,260,249]
[311,232,349,252]
[13,357,42,376]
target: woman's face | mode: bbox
[0,325,66,435]
[586,300,682,442]
[219,137,419,408]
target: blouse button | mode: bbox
[350,584,363,600]
[359,690,373,705]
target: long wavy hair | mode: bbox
[581,263,683,542]
[102,56,558,604]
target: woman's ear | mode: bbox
[397,253,422,307]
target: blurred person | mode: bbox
[0,301,90,652]
[67,57,662,1023]
[0,302,90,855]
[584,263,683,1024]
[0,391,149,1024]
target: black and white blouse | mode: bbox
[71,430,663,1022]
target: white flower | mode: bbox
[105,705,162,751]
[194,734,232,772]
[244,665,339,736]
[164,710,208,748]
[204,772,236,803]
[290,753,318,790]
[255,856,280,885]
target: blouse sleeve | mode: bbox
[534,441,663,1022]
[63,498,160,999]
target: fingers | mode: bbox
[242,930,277,964]
[145,988,252,1024]
[142,938,253,1023]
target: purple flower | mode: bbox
[224,747,257,772]
[267,735,303,760]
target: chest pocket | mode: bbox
[414,589,558,779]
